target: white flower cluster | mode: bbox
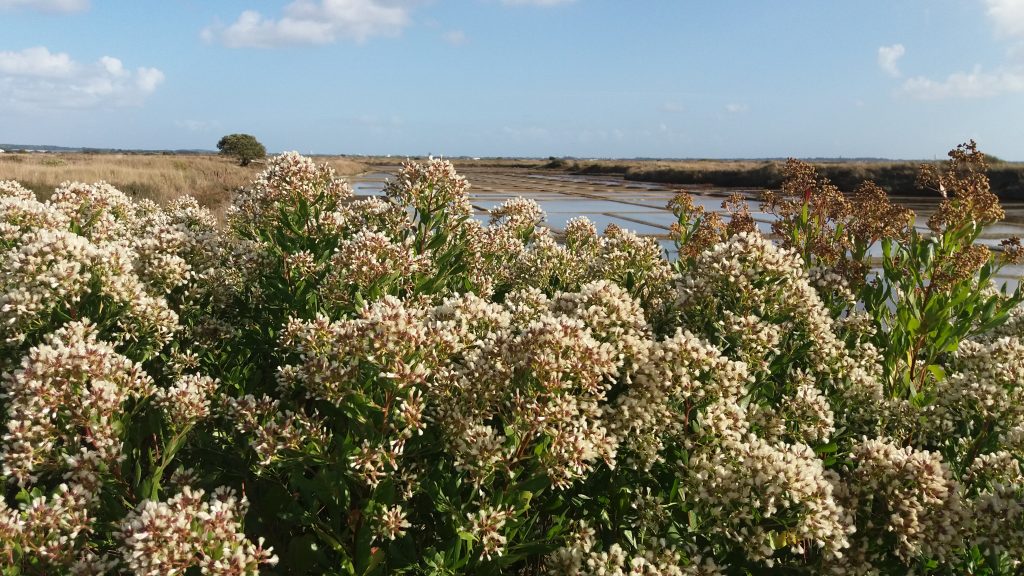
[0,179,199,356]
[117,486,278,575]
[967,450,1024,564]
[1,320,153,485]
[456,197,676,316]
[223,394,330,467]
[130,195,223,295]
[384,156,472,222]
[468,505,515,560]
[155,373,219,428]
[49,180,136,242]
[229,151,352,233]
[0,228,96,348]
[0,482,99,569]
[686,418,854,562]
[428,283,634,489]
[376,504,412,541]
[488,195,544,230]
[327,230,432,297]
[843,438,965,565]
[929,336,1024,436]
[278,296,435,406]
[0,182,71,244]
[610,328,749,466]
[548,524,723,576]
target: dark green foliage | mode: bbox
[218,133,267,166]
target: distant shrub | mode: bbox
[544,158,562,169]
[217,133,267,166]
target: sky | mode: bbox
[2,0,1024,159]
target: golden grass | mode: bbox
[0,153,366,213]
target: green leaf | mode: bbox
[927,364,947,382]
[362,548,386,576]
[814,442,838,455]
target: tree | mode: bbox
[217,133,266,166]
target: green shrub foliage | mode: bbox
[1,142,1023,575]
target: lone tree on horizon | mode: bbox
[217,133,266,166]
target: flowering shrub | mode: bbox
[1,144,1023,575]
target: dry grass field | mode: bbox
[0,152,366,214]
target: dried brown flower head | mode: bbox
[667,191,703,221]
[668,191,727,260]
[932,244,991,291]
[761,159,857,285]
[848,181,914,245]
[923,140,1005,233]
[723,192,757,236]
[1000,236,1023,265]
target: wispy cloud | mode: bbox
[0,46,163,109]
[986,0,1024,39]
[661,101,684,113]
[901,66,1024,99]
[443,30,467,46]
[0,0,88,13]
[892,3,1024,100]
[502,0,575,6]
[725,103,748,113]
[877,43,905,77]
[203,0,411,48]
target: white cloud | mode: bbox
[99,56,125,77]
[900,66,1024,99]
[0,0,88,13]
[886,4,1024,100]
[443,30,467,46]
[661,101,684,113]
[877,43,905,77]
[0,46,164,109]
[987,0,1024,38]
[205,0,411,48]
[725,103,748,113]
[0,46,74,77]
[503,0,575,5]
[135,67,165,92]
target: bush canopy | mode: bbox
[217,133,266,166]
[1,142,1023,575]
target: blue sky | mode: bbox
[2,0,1024,159]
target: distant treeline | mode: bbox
[548,159,1024,201]
[0,144,214,155]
